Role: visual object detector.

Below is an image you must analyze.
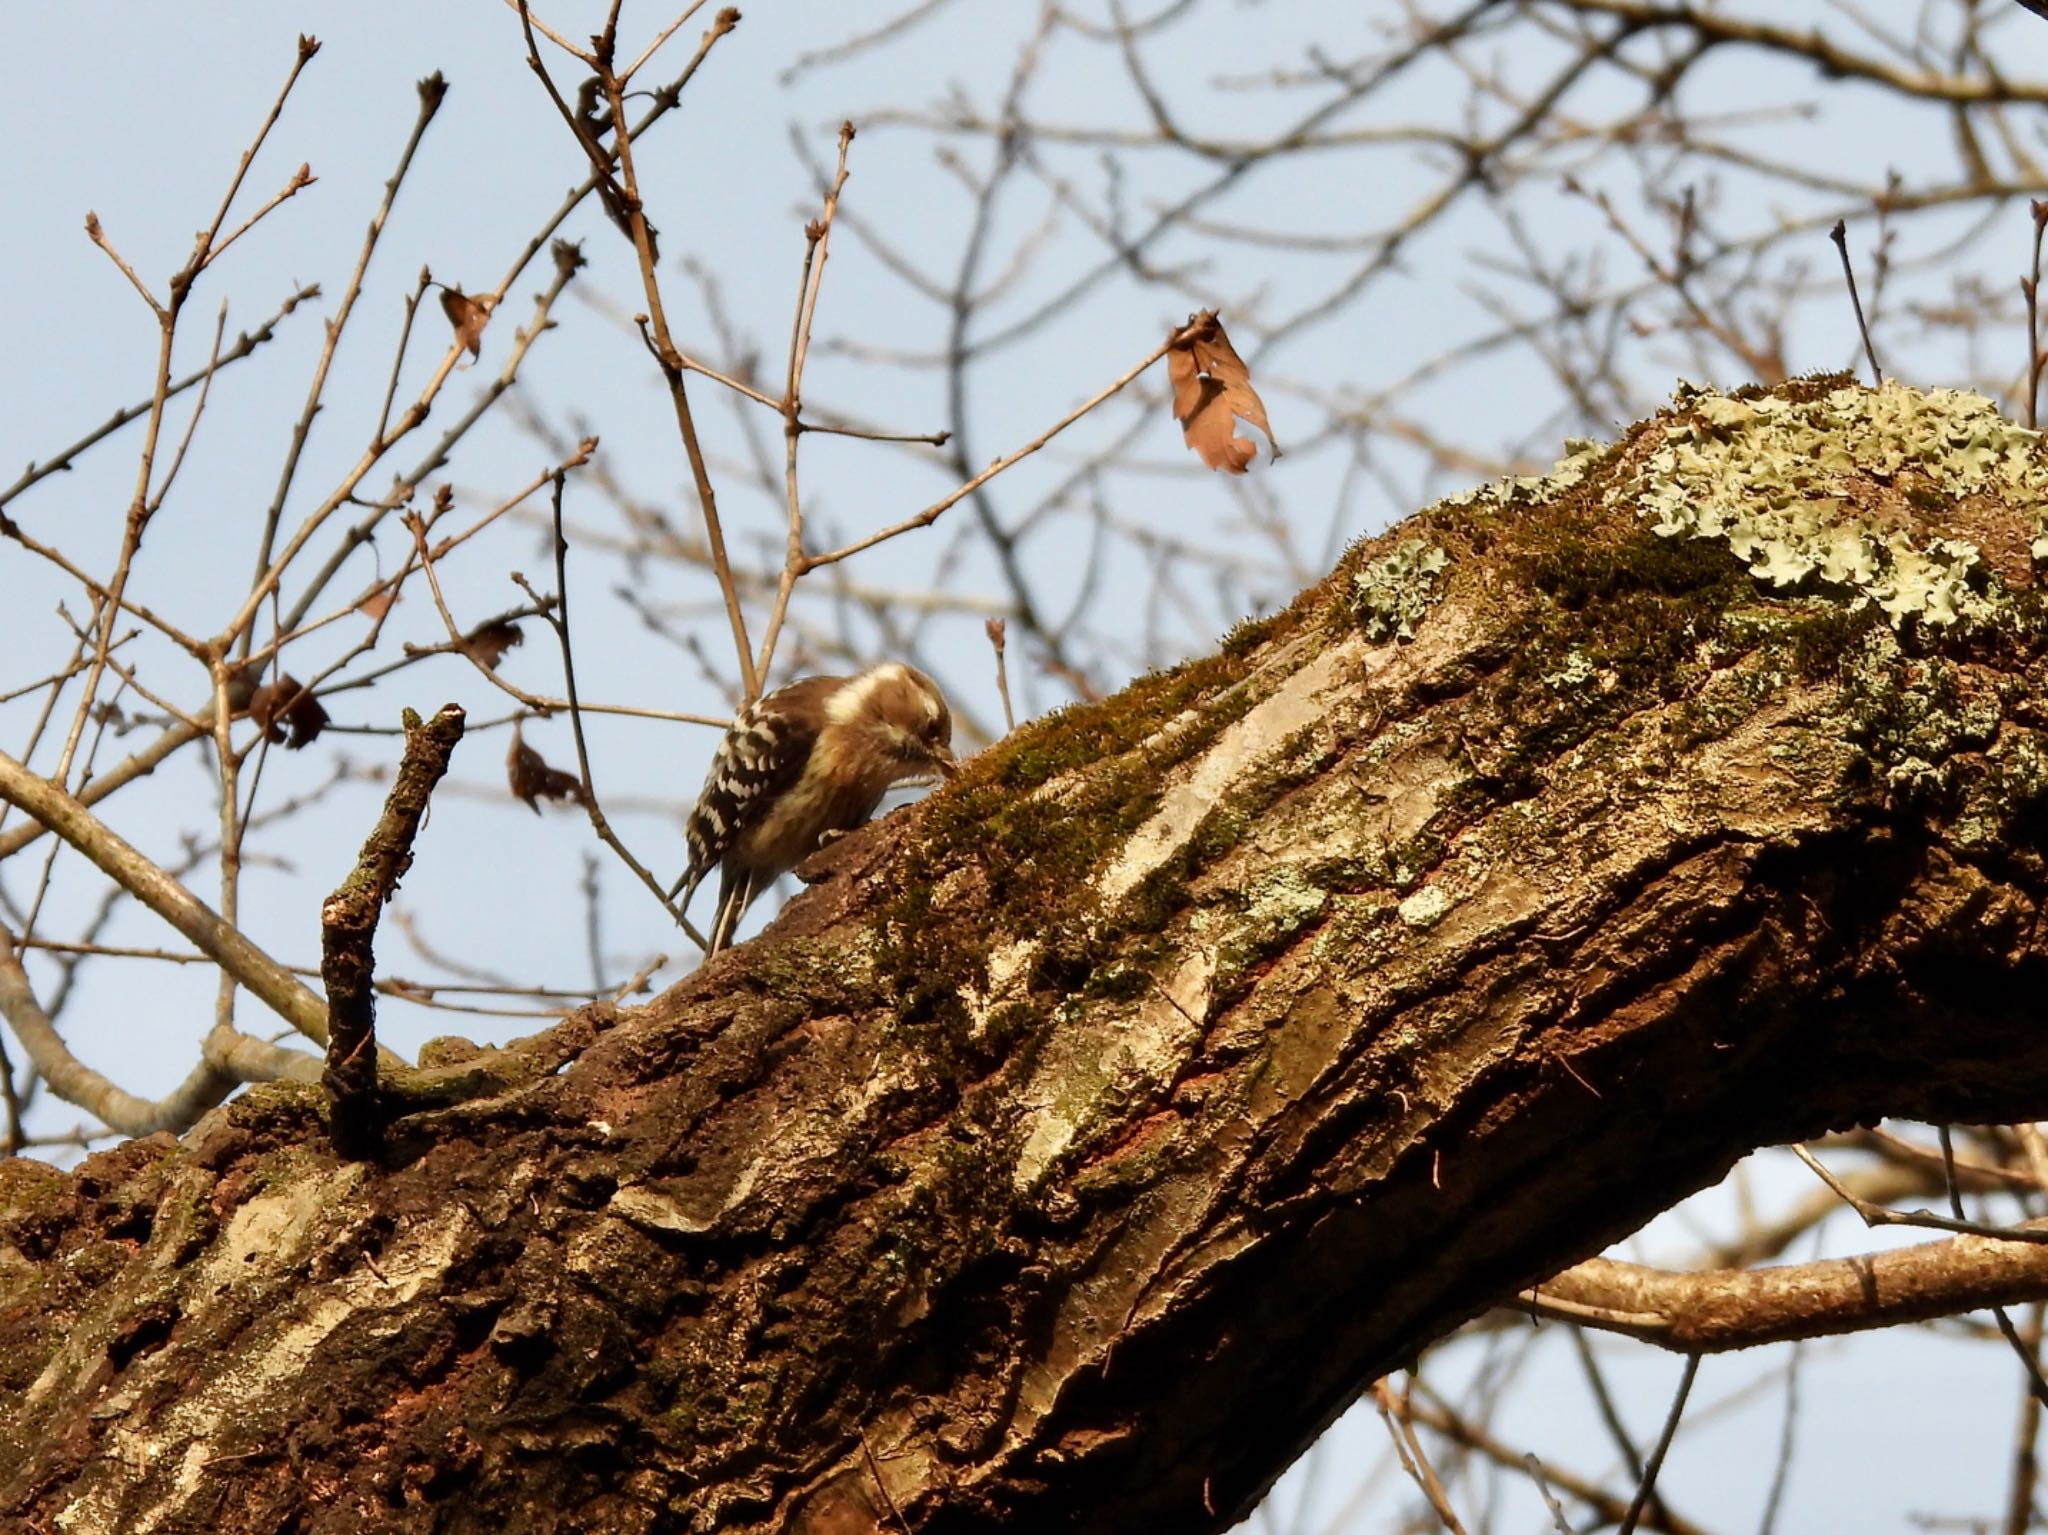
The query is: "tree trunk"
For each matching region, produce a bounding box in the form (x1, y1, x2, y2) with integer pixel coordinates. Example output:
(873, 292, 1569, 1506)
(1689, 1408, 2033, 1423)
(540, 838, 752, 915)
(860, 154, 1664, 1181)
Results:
(7, 378, 2048, 1534)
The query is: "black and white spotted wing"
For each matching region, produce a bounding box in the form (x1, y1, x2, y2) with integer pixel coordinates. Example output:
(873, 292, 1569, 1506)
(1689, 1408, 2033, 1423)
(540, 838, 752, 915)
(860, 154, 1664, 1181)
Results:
(675, 676, 843, 905)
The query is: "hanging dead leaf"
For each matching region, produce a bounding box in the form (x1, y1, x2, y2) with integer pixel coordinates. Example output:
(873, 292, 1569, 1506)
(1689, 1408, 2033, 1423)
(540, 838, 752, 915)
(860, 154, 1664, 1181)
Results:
(597, 179, 659, 262)
(573, 78, 613, 147)
(439, 286, 498, 359)
(247, 674, 331, 750)
(1166, 310, 1280, 475)
(357, 589, 400, 621)
(508, 732, 584, 814)
(551, 238, 588, 281)
(464, 619, 523, 669)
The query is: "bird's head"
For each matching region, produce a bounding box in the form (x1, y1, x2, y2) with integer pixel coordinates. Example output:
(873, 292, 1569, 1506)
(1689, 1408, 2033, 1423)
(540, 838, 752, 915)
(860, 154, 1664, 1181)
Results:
(832, 661, 955, 780)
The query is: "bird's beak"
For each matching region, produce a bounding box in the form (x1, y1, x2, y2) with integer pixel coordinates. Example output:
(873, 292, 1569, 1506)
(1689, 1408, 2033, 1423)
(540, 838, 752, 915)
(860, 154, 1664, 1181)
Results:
(930, 742, 957, 777)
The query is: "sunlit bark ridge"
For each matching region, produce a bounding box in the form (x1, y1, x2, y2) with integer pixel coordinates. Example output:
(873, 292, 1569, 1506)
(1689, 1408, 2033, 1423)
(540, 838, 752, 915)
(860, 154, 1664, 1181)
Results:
(8, 377, 2048, 1534)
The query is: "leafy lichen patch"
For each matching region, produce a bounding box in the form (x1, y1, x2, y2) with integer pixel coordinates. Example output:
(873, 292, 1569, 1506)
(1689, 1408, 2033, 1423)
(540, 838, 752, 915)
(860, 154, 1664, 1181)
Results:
(1396, 884, 1451, 928)
(1243, 865, 1329, 934)
(1441, 437, 1609, 513)
(1351, 539, 1450, 642)
(1613, 381, 2048, 626)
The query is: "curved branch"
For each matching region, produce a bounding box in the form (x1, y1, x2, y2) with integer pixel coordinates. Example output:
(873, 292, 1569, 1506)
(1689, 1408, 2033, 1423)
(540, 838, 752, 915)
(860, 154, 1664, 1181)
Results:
(0, 749, 328, 1043)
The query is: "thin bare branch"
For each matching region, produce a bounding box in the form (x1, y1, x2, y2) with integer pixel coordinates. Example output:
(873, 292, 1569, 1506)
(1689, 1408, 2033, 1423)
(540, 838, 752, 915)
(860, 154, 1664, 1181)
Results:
(529, 473, 708, 949)
(803, 324, 1185, 572)
(248, 73, 447, 640)
(1617, 1356, 1699, 1535)
(0, 283, 318, 514)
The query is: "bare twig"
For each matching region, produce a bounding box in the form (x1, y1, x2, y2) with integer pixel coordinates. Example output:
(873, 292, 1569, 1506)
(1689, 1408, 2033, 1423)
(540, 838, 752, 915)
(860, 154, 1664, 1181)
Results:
(1829, 218, 1884, 385)
(82, 212, 163, 317)
(2026, 200, 2048, 430)
(502, 0, 594, 64)
(0, 283, 318, 514)
(206, 161, 318, 270)
(1792, 1143, 2048, 1244)
(248, 72, 447, 639)
(529, 472, 709, 949)
(1522, 1453, 1575, 1535)
(515, 1, 756, 697)
(803, 323, 1189, 572)
(1569, 1327, 1667, 1528)
(151, 303, 233, 517)
(376, 269, 433, 444)
(753, 120, 857, 685)
(1939, 1125, 2048, 1409)
(1374, 1378, 1469, 1535)
(320, 704, 465, 1157)
(1757, 1340, 1802, 1535)
(604, 29, 756, 696)
(986, 617, 1015, 733)
(622, 0, 712, 82)
(1617, 1355, 1699, 1535)
(2006, 1303, 2045, 1535)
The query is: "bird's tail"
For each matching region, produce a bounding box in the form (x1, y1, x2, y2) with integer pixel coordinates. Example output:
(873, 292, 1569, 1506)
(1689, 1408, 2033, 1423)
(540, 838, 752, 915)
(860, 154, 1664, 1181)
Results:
(706, 869, 756, 955)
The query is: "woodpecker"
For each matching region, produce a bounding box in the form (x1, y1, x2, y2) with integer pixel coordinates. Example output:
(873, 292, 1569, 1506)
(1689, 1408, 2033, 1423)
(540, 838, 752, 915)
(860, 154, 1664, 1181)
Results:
(672, 662, 956, 954)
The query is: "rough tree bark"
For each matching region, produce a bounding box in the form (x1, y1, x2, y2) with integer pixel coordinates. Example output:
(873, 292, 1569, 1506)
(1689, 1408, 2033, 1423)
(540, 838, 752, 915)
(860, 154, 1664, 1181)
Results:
(7, 377, 2048, 1534)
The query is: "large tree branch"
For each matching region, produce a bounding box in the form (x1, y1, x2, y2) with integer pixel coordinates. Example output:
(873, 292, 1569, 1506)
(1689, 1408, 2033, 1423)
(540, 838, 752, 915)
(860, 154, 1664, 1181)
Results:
(7, 378, 2048, 1533)
(1528, 1231, 2048, 1351)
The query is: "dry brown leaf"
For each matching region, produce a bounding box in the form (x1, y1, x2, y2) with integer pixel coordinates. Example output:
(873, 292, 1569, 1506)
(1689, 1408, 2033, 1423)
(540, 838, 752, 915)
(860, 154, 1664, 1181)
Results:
(439, 286, 498, 360)
(247, 674, 331, 750)
(1166, 310, 1280, 475)
(508, 732, 584, 814)
(464, 619, 523, 670)
(357, 590, 400, 621)
(598, 180, 659, 262)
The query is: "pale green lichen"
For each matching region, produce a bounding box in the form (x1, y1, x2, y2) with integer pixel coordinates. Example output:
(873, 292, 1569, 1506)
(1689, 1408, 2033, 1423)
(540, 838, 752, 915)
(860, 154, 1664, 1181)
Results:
(1213, 866, 1329, 987)
(1396, 884, 1451, 928)
(1239, 866, 1328, 935)
(1442, 437, 1608, 511)
(1352, 539, 1450, 641)
(1540, 649, 1601, 691)
(1615, 381, 2048, 627)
